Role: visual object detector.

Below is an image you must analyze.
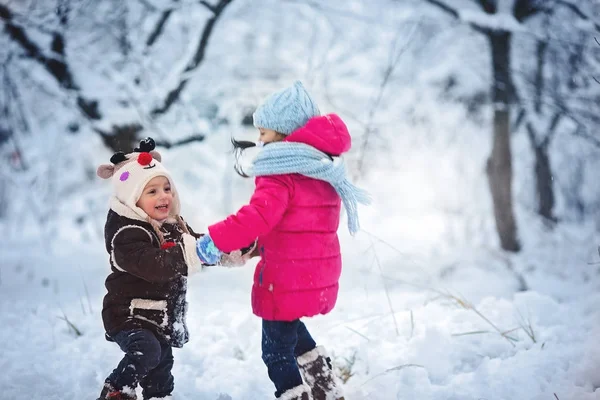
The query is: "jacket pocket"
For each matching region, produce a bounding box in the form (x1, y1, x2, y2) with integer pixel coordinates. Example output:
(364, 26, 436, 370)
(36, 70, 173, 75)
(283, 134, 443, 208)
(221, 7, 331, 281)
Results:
(129, 298, 168, 329)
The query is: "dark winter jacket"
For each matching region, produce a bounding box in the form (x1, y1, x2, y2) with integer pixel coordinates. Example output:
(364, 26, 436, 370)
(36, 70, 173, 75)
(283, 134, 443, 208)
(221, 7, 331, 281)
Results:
(102, 199, 202, 348)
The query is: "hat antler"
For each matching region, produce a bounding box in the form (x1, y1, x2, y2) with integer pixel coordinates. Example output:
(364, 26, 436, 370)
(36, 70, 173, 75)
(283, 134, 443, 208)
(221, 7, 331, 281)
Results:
(134, 137, 156, 153)
(110, 152, 127, 164)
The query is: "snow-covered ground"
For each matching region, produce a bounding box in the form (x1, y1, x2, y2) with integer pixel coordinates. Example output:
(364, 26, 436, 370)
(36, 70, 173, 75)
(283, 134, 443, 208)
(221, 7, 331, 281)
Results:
(2, 176, 599, 399)
(1, 1, 599, 398)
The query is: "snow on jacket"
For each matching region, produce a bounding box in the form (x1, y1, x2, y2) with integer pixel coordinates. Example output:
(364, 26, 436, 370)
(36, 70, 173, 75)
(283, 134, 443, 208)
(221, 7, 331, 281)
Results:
(209, 114, 351, 321)
(102, 199, 201, 347)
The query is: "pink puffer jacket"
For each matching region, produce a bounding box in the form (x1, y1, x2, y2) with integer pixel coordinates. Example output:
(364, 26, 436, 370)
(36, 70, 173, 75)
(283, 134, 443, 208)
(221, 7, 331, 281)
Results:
(208, 113, 351, 321)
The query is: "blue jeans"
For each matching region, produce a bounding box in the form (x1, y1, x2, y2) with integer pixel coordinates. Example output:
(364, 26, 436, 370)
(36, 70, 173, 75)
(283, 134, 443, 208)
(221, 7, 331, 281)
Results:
(262, 319, 317, 397)
(106, 329, 174, 399)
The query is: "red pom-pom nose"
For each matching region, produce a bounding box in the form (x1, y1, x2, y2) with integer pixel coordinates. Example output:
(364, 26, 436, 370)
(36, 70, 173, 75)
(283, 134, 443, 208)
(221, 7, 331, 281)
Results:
(138, 152, 153, 166)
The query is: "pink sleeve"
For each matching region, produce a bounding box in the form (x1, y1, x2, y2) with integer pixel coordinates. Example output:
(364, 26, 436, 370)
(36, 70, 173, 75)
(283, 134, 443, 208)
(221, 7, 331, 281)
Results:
(208, 176, 291, 252)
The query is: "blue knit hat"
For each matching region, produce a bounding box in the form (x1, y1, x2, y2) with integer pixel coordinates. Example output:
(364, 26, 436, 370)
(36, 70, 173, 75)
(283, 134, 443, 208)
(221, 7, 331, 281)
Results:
(253, 80, 321, 135)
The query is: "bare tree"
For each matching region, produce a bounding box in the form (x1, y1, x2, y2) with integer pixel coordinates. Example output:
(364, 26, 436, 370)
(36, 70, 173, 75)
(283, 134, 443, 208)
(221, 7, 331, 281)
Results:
(423, 0, 600, 251)
(515, 23, 600, 226)
(422, 0, 538, 251)
(0, 0, 234, 152)
(0, 0, 236, 239)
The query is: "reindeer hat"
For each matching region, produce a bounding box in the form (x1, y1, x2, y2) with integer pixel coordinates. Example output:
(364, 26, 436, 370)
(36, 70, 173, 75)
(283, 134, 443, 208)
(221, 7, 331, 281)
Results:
(97, 137, 181, 222)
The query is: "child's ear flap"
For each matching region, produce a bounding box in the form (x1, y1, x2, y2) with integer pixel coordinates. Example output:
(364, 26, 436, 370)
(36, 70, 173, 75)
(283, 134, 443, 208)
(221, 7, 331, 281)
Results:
(150, 150, 161, 162)
(97, 164, 115, 179)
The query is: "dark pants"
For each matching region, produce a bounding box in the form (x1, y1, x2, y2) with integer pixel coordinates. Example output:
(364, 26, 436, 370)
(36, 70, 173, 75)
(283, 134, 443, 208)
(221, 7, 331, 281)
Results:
(106, 329, 174, 399)
(261, 319, 317, 397)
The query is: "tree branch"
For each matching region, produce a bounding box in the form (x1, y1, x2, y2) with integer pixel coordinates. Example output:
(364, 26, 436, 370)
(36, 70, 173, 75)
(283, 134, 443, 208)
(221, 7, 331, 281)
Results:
(512, 107, 526, 132)
(553, 0, 600, 32)
(0, 3, 102, 122)
(137, 0, 159, 12)
(543, 112, 561, 147)
(596, 37, 600, 84)
(513, 0, 546, 23)
(422, 0, 459, 19)
(199, 0, 217, 14)
(356, 22, 419, 178)
(423, 0, 490, 35)
(477, 0, 496, 14)
(155, 134, 205, 148)
(146, 7, 175, 47)
(571, 124, 600, 148)
(525, 121, 539, 147)
(0, 4, 77, 90)
(150, 0, 234, 116)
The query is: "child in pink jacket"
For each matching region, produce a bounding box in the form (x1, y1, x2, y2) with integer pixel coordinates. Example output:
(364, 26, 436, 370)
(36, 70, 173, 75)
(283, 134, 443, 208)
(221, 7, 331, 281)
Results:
(196, 81, 370, 400)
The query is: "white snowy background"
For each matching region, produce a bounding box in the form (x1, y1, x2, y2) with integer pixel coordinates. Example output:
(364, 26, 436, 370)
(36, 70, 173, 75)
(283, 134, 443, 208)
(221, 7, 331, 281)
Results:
(1, 0, 600, 399)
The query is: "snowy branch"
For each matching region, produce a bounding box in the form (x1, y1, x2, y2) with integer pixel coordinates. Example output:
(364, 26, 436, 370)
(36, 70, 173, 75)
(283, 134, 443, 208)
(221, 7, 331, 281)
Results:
(553, 0, 600, 32)
(155, 134, 205, 148)
(150, 0, 234, 116)
(137, 0, 159, 12)
(0, 4, 76, 90)
(422, 0, 490, 34)
(146, 3, 177, 47)
(513, 0, 545, 23)
(356, 22, 420, 177)
(475, 0, 495, 14)
(0, 3, 102, 121)
(425, 0, 548, 33)
(199, 0, 217, 14)
(96, 123, 205, 152)
(423, 0, 459, 19)
(594, 37, 600, 84)
(571, 124, 600, 148)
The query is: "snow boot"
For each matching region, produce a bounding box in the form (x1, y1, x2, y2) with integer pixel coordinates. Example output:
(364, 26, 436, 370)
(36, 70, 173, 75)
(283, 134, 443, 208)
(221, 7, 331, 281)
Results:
(97, 382, 137, 400)
(297, 346, 344, 400)
(278, 383, 312, 400)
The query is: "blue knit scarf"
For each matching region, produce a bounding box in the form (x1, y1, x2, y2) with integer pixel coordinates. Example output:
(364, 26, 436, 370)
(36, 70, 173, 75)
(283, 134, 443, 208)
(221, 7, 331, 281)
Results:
(247, 142, 371, 235)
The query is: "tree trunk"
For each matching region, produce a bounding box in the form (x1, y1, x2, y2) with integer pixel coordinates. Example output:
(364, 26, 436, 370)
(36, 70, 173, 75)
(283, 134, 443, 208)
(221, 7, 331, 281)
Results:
(526, 125, 556, 224)
(528, 41, 557, 226)
(533, 143, 555, 224)
(485, 32, 521, 252)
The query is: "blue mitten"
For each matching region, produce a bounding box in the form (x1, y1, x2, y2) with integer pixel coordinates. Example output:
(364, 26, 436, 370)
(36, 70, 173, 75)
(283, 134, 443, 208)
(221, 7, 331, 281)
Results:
(196, 235, 223, 265)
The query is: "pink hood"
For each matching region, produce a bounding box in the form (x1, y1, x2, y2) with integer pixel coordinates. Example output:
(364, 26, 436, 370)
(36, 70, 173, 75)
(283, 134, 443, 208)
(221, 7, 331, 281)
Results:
(284, 114, 351, 156)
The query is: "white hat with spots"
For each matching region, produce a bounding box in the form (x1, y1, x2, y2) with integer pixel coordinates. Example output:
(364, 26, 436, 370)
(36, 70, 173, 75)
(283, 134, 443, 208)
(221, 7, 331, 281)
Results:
(97, 138, 181, 221)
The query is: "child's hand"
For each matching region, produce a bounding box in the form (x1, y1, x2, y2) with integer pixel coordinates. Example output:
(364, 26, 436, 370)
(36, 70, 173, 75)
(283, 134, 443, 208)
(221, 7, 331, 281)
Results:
(220, 240, 258, 267)
(220, 250, 246, 267)
(195, 234, 222, 265)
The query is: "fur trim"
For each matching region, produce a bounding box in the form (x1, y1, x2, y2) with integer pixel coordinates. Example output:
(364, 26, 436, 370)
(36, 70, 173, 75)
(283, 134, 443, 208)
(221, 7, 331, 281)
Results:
(278, 384, 312, 400)
(181, 233, 202, 275)
(130, 298, 168, 311)
(110, 225, 156, 271)
(109, 196, 147, 221)
(297, 345, 327, 366)
(130, 298, 168, 328)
